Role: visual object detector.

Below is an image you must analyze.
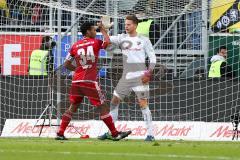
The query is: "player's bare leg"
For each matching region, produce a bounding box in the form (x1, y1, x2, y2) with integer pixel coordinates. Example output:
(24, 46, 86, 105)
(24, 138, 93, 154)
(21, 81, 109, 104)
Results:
(98, 102, 131, 141)
(139, 98, 155, 141)
(55, 104, 78, 140)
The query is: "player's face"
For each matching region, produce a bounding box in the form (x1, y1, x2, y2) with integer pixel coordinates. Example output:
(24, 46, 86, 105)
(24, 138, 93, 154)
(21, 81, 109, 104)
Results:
(125, 20, 137, 34)
(87, 26, 97, 38)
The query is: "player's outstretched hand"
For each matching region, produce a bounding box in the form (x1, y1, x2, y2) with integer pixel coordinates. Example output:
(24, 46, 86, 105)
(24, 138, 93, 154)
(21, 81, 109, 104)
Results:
(97, 21, 104, 30)
(142, 70, 152, 84)
(100, 16, 114, 29)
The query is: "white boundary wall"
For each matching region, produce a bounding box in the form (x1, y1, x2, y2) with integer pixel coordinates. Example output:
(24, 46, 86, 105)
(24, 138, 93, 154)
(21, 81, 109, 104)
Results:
(1, 119, 236, 141)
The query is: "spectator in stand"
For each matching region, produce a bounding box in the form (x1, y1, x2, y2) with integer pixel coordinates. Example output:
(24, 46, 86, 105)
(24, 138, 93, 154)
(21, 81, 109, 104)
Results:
(18, 2, 28, 24)
(31, 4, 42, 25)
(0, 0, 9, 24)
(11, 4, 20, 25)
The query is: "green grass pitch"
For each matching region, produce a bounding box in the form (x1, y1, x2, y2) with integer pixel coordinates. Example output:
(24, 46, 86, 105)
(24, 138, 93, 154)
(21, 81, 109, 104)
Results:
(1, 138, 240, 160)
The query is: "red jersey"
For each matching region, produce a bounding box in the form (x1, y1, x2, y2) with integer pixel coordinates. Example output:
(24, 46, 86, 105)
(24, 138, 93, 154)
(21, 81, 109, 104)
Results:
(67, 38, 103, 82)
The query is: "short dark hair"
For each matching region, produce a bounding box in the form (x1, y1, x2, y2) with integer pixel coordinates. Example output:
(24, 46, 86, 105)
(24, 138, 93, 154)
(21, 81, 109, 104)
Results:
(125, 15, 139, 25)
(218, 46, 227, 53)
(81, 22, 94, 36)
(40, 36, 56, 50)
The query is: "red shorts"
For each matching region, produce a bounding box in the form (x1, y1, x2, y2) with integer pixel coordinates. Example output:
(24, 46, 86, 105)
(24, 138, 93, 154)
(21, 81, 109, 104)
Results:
(69, 81, 105, 106)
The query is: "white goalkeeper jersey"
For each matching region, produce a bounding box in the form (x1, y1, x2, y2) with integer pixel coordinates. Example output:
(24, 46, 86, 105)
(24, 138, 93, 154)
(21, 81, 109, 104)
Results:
(110, 34, 156, 80)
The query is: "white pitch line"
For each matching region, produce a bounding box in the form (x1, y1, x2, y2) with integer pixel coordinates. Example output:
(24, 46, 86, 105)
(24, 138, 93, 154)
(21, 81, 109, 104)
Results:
(0, 139, 141, 145)
(0, 149, 236, 160)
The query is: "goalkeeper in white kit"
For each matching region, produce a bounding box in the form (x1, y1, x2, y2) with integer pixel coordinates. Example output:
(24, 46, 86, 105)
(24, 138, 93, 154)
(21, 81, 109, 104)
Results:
(99, 15, 156, 141)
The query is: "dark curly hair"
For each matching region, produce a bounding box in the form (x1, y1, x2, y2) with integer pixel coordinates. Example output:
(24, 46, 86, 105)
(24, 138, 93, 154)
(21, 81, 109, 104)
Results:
(81, 22, 95, 36)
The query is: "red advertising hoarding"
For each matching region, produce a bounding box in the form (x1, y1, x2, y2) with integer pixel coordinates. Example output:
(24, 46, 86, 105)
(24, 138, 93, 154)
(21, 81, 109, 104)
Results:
(0, 35, 42, 75)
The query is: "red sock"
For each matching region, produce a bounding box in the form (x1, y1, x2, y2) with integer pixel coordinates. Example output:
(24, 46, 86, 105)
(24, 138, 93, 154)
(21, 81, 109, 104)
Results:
(58, 110, 73, 136)
(101, 114, 118, 137)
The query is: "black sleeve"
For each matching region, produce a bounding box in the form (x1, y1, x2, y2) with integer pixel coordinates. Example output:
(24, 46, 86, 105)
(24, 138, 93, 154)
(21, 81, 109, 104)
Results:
(46, 50, 54, 75)
(149, 21, 160, 45)
(220, 62, 235, 78)
(220, 62, 226, 77)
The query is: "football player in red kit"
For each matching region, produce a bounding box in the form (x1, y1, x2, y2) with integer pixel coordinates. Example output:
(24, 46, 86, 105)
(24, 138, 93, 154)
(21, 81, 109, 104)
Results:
(55, 22, 131, 140)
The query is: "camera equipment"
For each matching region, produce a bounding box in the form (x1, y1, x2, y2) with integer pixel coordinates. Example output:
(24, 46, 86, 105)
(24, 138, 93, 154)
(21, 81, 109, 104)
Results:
(231, 111, 240, 140)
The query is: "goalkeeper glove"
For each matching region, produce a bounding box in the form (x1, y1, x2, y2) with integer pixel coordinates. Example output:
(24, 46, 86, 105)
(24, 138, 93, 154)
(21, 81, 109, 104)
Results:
(141, 70, 152, 84)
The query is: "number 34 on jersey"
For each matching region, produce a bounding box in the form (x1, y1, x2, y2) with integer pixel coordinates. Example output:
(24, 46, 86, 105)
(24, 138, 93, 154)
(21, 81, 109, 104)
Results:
(76, 45, 96, 69)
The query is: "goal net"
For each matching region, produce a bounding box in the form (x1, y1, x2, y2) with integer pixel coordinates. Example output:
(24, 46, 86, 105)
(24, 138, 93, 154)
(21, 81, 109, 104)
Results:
(0, 0, 240, 139)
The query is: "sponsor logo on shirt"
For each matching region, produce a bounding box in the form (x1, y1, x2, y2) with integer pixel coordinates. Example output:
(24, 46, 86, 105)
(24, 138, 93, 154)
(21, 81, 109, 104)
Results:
(76, 41, 94, 47)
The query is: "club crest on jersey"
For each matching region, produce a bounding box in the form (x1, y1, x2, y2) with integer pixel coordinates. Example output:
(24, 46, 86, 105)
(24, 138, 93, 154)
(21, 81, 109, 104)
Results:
(137, 41, 141, 45)
(120, 40, 132, 50)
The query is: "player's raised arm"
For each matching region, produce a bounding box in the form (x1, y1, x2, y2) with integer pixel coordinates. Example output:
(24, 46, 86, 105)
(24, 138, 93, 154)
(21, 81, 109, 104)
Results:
(97, 22, 110, 49)
(99, 16, 120, 48)
(109, 34, 121, 47)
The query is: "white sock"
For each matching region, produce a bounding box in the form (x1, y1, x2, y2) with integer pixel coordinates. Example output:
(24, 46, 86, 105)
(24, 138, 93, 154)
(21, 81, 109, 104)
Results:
(141, 107, 153, 136)
(110, 103, 119, 123)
